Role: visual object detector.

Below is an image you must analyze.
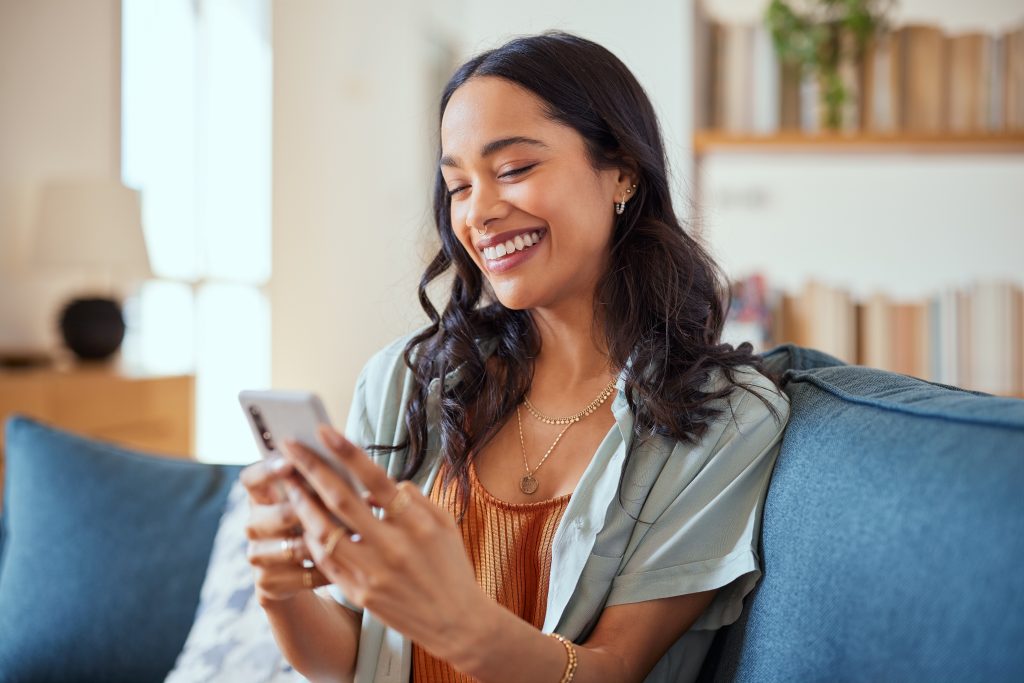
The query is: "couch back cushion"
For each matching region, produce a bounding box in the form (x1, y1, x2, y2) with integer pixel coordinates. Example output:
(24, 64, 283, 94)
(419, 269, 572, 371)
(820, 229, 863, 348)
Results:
(0, 416, 242, 683)
(704, 360, 1024, 682)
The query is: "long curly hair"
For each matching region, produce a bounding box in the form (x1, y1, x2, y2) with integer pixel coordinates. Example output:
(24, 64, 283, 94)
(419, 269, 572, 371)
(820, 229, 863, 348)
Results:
(374, 31, 784, 507)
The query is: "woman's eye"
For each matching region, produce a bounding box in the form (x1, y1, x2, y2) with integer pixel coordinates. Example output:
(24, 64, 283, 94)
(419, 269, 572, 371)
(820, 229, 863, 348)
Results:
(500, 163, 537, 178)
(448, 185, 468, 196)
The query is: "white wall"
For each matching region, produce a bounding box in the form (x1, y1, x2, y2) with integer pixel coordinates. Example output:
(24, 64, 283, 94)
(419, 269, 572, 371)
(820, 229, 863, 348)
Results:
(271, 0, 437, 419)
(0, 0, 122, 350)
(270, 0, 692, 421)
(698, 0, 1024, 300)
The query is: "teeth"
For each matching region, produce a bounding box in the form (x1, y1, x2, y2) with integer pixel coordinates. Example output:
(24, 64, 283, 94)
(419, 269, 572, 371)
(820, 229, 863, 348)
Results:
(482, 230, 544, 260)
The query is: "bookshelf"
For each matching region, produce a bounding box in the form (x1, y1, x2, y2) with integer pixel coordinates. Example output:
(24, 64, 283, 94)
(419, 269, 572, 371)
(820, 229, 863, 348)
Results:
(696, 4, 1024, 399)
(693, 131, 1024, 156)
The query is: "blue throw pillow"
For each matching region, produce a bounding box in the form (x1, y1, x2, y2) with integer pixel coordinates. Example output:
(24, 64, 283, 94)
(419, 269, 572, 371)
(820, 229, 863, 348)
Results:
(0, 416, 242, 683)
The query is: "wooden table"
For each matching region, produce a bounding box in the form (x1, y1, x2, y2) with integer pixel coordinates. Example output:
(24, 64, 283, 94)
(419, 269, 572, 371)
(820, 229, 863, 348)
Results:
(0, 366, 195, 503)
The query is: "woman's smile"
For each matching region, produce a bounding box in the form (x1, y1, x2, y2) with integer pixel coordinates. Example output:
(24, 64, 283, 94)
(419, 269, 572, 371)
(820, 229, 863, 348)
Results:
(478, 228, 547, 273)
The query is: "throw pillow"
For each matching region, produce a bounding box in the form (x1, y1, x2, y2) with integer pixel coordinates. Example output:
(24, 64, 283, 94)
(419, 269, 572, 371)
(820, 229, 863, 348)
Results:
(165, 478, 312, 683)
(0, 416, 241, 683)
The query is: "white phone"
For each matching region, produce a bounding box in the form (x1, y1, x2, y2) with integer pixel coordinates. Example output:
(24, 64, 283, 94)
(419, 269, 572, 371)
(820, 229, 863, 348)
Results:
(238, 389, 368, 497)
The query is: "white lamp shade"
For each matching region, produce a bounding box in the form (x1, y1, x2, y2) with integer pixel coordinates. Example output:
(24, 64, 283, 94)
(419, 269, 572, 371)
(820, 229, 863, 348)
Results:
(33, 178, 153, 279)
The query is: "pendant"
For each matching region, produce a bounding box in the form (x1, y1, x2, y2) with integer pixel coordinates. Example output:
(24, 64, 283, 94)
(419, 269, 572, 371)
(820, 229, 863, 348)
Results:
(519, 474, 539, 495)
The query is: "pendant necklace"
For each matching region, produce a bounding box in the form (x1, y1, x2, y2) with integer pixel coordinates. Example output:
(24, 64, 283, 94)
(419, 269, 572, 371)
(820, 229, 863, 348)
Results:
(516, 379, 617, 495)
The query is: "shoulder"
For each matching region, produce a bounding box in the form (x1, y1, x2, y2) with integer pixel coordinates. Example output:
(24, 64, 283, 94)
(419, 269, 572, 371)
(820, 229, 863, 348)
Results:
(355, 325, 431, 415)
(706, 363, 791, 435)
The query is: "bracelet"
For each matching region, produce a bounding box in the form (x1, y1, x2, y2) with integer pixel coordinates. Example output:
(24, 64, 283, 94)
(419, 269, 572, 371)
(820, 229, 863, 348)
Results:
(547, 632, 578, 683)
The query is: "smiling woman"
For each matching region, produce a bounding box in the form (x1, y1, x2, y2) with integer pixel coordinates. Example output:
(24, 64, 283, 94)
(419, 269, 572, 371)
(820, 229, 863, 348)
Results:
(242, 31, 791, 683)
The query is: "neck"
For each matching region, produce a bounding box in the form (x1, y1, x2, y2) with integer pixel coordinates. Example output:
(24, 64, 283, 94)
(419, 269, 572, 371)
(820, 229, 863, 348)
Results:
(529, 298, 617, 395)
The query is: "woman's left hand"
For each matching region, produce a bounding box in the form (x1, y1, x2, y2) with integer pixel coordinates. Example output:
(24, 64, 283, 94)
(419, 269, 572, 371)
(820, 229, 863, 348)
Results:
(279, 425, 491, 663)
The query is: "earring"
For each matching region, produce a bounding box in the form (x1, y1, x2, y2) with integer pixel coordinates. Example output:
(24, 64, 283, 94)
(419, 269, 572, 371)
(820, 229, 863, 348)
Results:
(615, 184, 636, 216)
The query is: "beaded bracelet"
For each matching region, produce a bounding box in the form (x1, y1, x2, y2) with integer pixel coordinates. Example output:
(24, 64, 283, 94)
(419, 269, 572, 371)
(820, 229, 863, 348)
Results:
(547, 632, 578, 683)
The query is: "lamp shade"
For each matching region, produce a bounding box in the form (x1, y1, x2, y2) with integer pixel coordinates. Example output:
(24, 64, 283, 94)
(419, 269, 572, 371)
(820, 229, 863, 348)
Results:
(32, 178, 153, 280)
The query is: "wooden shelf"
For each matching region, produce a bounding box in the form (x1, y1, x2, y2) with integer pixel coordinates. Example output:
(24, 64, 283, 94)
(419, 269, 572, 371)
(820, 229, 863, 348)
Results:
(693, 131, 1024, 156)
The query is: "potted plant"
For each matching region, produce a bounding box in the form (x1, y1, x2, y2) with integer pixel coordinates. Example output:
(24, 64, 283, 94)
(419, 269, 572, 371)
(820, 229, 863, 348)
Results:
(765, 0, 893, 131)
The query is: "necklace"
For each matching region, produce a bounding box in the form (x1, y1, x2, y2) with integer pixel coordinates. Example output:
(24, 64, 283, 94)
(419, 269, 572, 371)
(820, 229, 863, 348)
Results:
(516, 379, 618, 495)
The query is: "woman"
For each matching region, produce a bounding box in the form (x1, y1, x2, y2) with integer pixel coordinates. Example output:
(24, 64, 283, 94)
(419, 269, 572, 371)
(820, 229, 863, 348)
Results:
(242, 31, 790, 683)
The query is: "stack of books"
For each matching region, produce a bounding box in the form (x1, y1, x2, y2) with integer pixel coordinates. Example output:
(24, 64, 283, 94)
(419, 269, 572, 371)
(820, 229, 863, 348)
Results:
(724, 275, 1024, 397)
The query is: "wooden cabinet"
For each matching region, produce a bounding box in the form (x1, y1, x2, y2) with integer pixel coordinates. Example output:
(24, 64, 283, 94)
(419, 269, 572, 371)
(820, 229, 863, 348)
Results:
(0, 368, 195, 500)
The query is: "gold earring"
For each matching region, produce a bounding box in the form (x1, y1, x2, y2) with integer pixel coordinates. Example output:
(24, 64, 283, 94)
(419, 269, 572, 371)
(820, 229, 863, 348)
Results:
(615, 184, 637, 215)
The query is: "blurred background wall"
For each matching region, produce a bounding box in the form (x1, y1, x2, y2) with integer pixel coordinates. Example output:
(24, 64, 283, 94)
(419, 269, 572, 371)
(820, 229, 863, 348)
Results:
(1, 0, 1022, 463)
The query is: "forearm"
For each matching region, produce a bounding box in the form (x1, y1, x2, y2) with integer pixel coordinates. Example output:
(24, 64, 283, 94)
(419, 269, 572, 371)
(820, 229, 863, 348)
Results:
(262, 590, 361, 683)
(446, 601, 629, 683)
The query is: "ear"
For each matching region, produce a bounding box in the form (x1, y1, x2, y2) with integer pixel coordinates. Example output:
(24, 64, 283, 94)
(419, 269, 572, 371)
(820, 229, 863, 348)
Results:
(615, 164, 640, 203)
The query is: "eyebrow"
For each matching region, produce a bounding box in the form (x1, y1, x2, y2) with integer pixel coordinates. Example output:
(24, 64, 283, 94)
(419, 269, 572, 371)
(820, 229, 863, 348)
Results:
(439, 136, 549, 169)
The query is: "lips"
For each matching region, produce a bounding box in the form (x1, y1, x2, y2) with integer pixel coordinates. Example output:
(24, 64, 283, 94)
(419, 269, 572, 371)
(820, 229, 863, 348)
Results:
(480, 229, 546, 260)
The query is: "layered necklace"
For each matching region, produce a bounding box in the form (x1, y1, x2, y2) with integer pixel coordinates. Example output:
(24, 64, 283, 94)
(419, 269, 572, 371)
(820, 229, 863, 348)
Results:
(515, 379, 618, 495)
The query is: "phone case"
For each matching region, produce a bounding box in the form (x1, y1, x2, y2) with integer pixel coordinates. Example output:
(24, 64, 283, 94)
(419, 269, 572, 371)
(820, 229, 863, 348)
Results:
(238, 389, 368, 496)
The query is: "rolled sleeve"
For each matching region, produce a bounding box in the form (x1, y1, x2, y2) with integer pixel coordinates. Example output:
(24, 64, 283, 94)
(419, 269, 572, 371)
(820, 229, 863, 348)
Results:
(605, 385, 790, 631)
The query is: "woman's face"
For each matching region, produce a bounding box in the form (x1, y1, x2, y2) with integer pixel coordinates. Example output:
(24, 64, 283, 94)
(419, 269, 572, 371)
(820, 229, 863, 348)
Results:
(439, 76, 634, 312)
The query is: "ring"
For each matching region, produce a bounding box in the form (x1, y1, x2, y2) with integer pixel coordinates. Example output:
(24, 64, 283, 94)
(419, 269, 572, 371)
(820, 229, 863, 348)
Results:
(323, 526, 346, 557)
(302, 568, 313, 589)
(281, 537, 296, 563)
(382, 486, 412, 520)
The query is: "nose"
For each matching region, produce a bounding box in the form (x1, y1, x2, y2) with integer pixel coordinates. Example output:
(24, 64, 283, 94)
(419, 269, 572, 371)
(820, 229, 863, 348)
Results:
(464, 181, 508, 235)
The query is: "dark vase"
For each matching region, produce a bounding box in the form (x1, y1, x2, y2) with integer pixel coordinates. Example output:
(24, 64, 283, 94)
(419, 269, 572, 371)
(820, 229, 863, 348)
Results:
(59, 297, 126, 361)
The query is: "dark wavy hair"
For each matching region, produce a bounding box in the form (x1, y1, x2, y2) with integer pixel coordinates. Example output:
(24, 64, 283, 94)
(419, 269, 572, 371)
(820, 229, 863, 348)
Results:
(375, 31, 784, 507)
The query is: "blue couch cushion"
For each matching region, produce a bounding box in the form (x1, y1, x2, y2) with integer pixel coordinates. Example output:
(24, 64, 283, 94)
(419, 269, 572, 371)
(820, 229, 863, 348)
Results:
(760, 342, 846, 375)
(704, 363, 1024, 682)
(0, 416, 243, 683)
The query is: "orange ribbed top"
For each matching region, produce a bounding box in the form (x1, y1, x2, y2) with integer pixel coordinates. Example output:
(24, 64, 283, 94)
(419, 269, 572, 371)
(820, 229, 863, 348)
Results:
(412, 462, 572, 682)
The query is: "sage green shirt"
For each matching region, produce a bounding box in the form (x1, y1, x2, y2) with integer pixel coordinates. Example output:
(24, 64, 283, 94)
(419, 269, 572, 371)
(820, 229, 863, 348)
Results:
(326, 330, 791, 683)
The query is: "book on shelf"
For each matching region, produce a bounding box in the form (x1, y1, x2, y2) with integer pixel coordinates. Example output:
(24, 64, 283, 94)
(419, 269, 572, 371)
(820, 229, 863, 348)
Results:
(725, 274, 1024, 397)
(695, 1, 1024, 136)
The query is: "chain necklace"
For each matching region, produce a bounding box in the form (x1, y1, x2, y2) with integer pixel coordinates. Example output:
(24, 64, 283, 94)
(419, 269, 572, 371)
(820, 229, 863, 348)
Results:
(516, 379, 618, 495)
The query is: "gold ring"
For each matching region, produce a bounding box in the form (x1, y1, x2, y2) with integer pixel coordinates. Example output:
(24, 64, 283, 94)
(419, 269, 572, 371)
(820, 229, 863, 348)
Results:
(323, 526, 346, 557)
(281, 537, 295, 563)
(302, 568, 313, 589)
(382, 486, 412, 520)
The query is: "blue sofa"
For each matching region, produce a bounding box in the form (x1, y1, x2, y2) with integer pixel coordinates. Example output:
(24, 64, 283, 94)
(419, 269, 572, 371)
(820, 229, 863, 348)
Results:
(1, 344, 1022, 682)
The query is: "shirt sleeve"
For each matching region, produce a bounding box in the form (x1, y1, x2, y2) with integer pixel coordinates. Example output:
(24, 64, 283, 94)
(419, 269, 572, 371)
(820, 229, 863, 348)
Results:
(605, 383, 790, 631)
(325, 362, 373, 614)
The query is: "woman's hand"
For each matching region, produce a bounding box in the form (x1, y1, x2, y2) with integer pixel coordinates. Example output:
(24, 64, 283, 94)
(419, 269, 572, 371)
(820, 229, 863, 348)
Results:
(239, 456, 334, 605)
(279, 426, 494, 664)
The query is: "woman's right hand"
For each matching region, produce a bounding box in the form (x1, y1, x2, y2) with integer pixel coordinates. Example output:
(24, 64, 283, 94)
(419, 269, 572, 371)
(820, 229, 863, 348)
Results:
(240, 457, 332, 605)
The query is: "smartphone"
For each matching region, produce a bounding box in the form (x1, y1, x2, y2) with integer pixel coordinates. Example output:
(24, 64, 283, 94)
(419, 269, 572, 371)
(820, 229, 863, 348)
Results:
(238, 389, 368, 497)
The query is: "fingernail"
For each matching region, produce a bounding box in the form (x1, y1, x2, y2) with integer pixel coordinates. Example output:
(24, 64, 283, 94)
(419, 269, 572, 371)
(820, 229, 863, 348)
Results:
(268, 457, 290, 473)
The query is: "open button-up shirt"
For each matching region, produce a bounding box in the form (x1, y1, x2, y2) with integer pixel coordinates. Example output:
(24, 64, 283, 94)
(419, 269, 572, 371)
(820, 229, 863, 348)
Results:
(326, 331, 791, 683)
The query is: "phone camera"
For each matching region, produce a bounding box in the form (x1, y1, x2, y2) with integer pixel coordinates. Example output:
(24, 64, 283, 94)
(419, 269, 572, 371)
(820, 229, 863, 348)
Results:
(247, 405, 276, 451)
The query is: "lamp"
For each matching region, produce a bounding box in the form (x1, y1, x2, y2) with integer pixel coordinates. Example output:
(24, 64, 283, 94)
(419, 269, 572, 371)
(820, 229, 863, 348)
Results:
(32, 178, 153, 361)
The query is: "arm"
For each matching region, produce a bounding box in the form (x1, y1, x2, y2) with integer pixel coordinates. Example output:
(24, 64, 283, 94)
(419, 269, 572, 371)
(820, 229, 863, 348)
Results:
(261, 591, 362, 683)
(240, 458, 363, 683)
(446, 588, 719, 683)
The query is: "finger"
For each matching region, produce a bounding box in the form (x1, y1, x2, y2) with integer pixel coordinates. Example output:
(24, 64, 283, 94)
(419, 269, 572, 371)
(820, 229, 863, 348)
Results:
(247, 535, 312, 568)
(282, 477, 374, 572)
(240, 458, 294, 505)
(317, 426, 401, 512)
(245, 502, 302, 540)
(281, 441, 380, 536)
(255, 564, 332, 603)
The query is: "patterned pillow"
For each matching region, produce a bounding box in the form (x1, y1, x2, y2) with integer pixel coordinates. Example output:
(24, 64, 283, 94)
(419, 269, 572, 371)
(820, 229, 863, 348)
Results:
(165, 479, 318, 683)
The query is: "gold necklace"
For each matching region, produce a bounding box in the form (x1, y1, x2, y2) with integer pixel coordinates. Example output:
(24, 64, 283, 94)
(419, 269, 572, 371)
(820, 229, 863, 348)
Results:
(516, 379, 618, 494)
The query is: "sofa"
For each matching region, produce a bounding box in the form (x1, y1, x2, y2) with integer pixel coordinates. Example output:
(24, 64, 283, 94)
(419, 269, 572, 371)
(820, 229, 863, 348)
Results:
(0, 344, 1022, 682)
